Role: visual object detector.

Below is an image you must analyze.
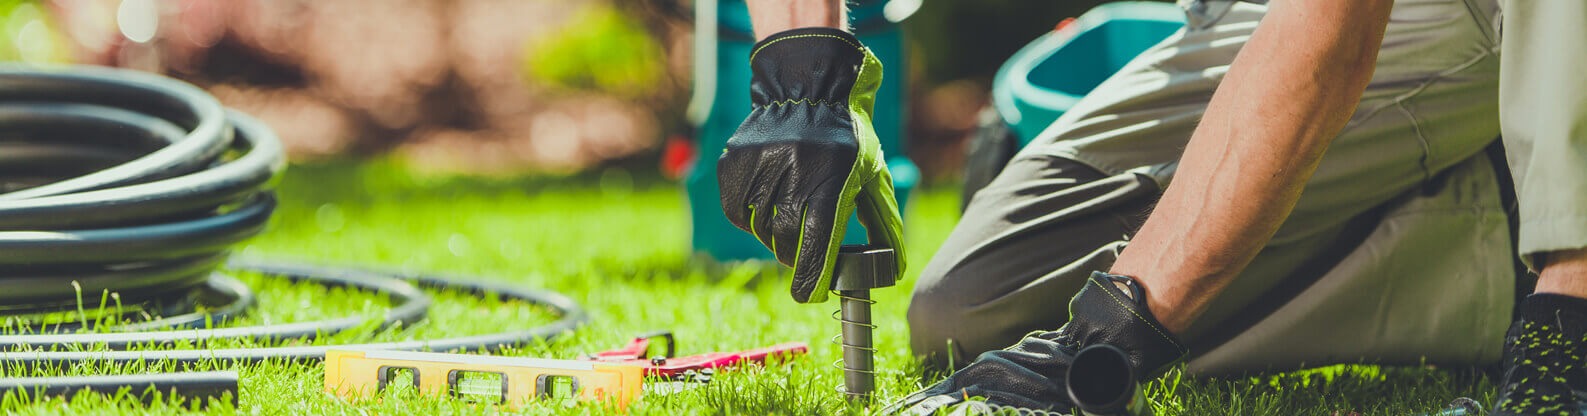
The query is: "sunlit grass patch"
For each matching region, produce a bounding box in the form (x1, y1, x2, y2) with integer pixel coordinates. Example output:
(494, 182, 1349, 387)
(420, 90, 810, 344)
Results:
(0, 159, 1495, 415)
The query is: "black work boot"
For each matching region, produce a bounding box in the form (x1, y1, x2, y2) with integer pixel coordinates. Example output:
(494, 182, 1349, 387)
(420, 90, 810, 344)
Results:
(1494, 294, 1587, 416)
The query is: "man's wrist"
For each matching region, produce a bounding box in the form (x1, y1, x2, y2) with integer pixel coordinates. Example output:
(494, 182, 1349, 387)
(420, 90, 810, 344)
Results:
(745, 0, 847, 40)
(746, 28, 868, 107)
(1100, 268, 1193, 336)
(1066, 272, 1191, 379)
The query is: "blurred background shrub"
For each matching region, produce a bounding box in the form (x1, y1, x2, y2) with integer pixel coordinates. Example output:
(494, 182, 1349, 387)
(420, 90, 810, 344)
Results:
(0, 0, 68, 63)
(524, 5, 667, 100)
(5, 0, 1134, 182)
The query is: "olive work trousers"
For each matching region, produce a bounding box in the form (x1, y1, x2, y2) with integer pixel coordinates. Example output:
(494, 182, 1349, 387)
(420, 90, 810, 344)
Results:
(909, 0, 1587, 375)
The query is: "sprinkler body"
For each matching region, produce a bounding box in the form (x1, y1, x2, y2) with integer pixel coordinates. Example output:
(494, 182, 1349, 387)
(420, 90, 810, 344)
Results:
(831, 245, 898, 401)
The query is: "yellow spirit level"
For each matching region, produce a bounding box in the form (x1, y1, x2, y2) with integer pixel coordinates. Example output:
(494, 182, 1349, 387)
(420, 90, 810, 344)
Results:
(324, 349, 643, 410)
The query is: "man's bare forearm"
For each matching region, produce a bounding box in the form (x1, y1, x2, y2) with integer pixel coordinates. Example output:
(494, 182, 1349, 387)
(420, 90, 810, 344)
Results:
(1109, 0, 1394, 334)
(745, 0, 846, 40)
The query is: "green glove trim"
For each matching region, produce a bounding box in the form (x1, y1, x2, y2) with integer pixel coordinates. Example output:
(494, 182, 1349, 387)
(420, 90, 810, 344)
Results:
(818, 43, 906, 301)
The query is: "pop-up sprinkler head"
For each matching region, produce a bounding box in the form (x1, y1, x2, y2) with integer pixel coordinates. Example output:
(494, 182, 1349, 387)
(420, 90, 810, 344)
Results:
(830, 245, 898, 402)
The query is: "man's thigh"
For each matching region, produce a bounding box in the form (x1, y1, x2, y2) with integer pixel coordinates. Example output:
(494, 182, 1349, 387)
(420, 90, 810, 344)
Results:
(1039, 0, 1501, 237)
(908, 0, 1510, 371)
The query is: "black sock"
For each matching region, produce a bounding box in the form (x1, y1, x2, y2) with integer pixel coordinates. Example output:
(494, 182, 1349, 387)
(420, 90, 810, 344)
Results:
(1521, 293, 1587, 334)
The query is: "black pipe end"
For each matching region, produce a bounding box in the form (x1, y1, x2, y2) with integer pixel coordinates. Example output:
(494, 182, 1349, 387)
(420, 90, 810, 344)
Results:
(1067, 344, 1138, 415)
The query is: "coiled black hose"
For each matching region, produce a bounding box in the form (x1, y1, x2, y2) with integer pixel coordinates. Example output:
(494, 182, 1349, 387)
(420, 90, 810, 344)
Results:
(0, 66, 279, 312)
(0, 66, 587, 404)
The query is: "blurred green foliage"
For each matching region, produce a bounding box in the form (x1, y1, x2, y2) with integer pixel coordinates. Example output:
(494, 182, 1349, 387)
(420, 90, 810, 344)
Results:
(523, 4, 667, 99)
(0, 0, 70, 63)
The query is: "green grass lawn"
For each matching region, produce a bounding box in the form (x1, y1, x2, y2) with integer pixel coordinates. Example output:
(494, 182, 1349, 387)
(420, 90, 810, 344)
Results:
(2, 160, 1497, 415)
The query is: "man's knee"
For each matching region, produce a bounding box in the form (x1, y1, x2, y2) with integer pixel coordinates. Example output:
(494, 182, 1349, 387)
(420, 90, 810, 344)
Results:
(907, 283, 977, 371)
(907, 264, 1027, 371)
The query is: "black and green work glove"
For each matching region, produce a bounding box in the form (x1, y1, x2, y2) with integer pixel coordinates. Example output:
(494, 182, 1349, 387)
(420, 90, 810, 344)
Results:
(888, 272, 1190, 415)
(717, 28, 906, 304)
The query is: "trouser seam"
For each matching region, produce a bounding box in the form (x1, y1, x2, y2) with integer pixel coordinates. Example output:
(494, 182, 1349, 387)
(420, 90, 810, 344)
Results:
(1394, 102, 1436, 183)
(1044, 148, 1126, 177)
(1351, 47, 1497, 186)
(1458, 0, 1501, 48)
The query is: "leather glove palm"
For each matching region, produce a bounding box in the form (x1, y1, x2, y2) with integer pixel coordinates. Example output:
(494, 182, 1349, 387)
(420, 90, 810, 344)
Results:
(890, 272, 1190, 415)
(717, 28, 906, 303)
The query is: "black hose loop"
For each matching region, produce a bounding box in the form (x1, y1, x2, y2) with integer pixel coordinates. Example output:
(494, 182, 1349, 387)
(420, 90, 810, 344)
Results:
(0, 67, 587, 376)
(0, 67, 280, 307)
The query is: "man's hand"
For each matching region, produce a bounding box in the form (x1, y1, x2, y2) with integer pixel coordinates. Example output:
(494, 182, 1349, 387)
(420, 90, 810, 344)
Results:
(889, 272, 1188, 415)
(717, 28, 906, 303)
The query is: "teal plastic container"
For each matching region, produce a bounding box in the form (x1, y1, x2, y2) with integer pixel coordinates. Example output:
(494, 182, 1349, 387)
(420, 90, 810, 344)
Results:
(685, 0, 918, 261)
(992, 2, 1185, 145)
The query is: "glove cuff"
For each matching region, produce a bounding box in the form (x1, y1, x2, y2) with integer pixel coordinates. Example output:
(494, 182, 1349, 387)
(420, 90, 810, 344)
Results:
(747, 27, 874, 108)
(1061, 272, 1190, 380)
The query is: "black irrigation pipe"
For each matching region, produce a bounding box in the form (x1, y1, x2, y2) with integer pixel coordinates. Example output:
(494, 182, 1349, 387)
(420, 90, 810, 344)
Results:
(0, 371, 242, 406)
(0, 260, 590, 367)
(0, 66, 588, 405)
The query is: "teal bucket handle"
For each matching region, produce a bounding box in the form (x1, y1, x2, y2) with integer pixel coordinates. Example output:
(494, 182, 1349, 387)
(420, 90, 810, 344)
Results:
(992, 2, 1185, 145)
